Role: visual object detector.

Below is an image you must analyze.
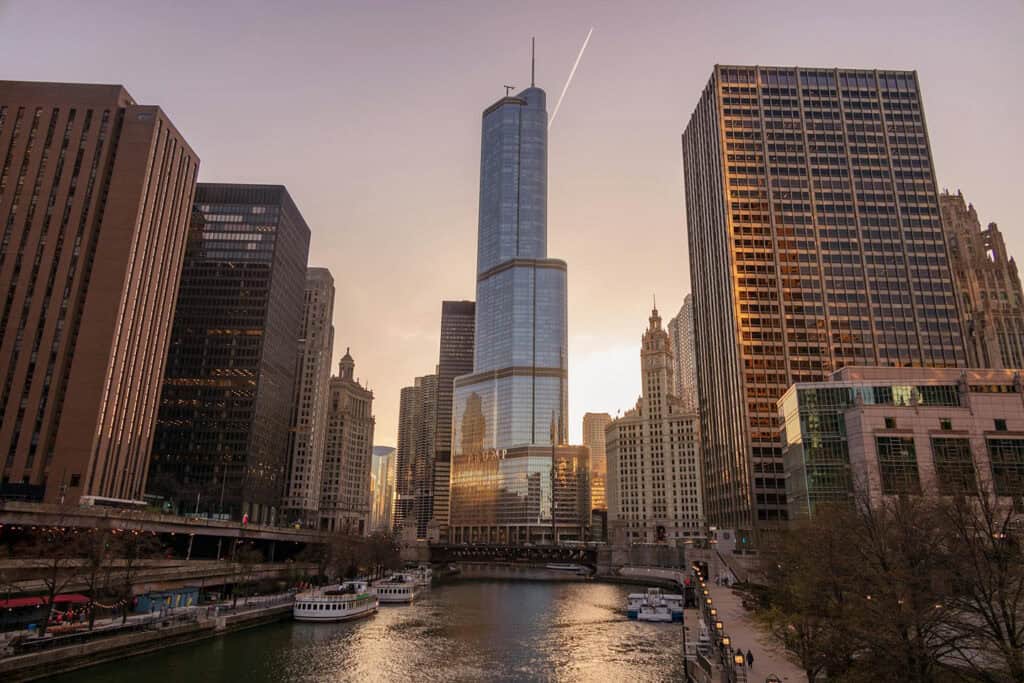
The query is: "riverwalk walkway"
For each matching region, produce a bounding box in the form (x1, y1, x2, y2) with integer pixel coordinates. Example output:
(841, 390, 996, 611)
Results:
(619, 566, 804, 682)
(706, 580, 803, 682)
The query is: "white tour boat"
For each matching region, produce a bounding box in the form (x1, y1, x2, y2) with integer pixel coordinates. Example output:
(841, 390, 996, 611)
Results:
(626, 587, 684, 622)
(375, 573, 421, 604)
(545, 563, 589, 575)
(293, 580, 378, 622)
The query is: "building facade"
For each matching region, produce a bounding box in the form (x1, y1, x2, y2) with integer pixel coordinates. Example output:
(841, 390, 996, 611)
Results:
(394, 382, 420, 532)
(432, 300, 475, 536)
(582, 412, 611, 511)
(412, 374, 438, 539)
(150, 183, 310, 524)
(780, 367, 1024, 515)
(940, 190, 1024, 370)
(682, 66, 967, 533)
(450, 79, 589, 543)
(667, 294, 698, 412)
(0, 81, 199, 505)
(606, 308, 703, 544)
(283, 268, 335, 526)
(369, 445, 396, 535)
(319, 350, 375, 533)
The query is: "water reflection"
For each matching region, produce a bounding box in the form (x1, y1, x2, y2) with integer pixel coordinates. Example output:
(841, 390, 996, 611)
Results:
(52, 582, 685, 682)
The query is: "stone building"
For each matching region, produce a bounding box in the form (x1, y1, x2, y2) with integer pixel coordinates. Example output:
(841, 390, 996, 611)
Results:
(319, 350, 375, 533)
(940, 190, 1024, 369)
(606, 307, 704, 544)
(282, 268, 335, 526)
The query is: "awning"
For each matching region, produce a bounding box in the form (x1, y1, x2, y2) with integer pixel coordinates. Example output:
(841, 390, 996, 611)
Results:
(0, 593, 90, 608)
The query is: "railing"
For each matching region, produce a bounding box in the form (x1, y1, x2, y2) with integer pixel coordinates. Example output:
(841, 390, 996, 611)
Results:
(5, 611, 200, 656)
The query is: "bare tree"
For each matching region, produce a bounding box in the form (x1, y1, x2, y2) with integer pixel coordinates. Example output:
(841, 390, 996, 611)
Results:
(109, 529, 162, 624)
(940, 486, 1024, 683)
(16, 523, 84, 637)
(76, 528, 114, 630)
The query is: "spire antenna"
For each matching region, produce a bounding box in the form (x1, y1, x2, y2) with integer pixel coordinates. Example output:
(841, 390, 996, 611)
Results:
(531, 36, 536, 87)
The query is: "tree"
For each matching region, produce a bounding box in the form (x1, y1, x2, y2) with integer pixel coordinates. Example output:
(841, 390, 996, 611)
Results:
(76, 528, 114, 630)
(758, 504, 860, 682)
(232, 544, 264, 607)
(109, 529, 162, 624)
(16, 523, 84, 637)
(940, 487, 1024, 683)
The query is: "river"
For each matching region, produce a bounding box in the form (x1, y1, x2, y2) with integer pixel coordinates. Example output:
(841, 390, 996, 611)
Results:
(50, 580, 688, 682)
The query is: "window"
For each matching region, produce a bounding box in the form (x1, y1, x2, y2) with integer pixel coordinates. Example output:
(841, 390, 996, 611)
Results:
(994, 419, 1008, 432)
(876, 436, 921, 494)
(884, 417, 897, 429)
(986, 439, 1024, 496)
(939, 418, 952, 431)
(69, 474, 81, 487)
(931, 438, 976, 495)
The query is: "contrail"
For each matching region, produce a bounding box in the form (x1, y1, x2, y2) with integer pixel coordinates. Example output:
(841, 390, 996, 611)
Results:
(549, 27, 593, 129)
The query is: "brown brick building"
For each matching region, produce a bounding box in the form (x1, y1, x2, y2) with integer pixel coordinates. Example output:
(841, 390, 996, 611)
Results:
(0, 81, 199, 504)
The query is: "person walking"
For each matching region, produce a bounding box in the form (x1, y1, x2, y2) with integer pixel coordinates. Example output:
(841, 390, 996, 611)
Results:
(746, 650, 754, 669)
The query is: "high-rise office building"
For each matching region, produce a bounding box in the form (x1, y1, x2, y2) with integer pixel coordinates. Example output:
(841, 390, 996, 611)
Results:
(667, 295, 698, 412)
(450, 76, 589, 544)
(369, 445, 396, 534)
(149, 184, 310, 524)
(394, 373, 437, 538)
(433, 300, 475, 536)
(682, 66, 966, 533)
(582, 412, 611, 511)
(319, 350, 375, 533)
(939, 190, 1024, 369)
(606, 307, 703, 543)
(0, 81, 199, 504)
(283, 268, 335, 526)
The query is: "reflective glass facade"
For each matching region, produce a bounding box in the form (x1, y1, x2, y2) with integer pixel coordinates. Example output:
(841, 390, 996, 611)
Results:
(450, 85, 582, 541)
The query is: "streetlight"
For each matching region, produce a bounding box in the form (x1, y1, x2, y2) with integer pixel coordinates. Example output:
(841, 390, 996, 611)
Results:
(721, 635, 731, 647)
(715, 621, 723, 632)
(734, 654, 745, 667)
(710, 608, 717, 618)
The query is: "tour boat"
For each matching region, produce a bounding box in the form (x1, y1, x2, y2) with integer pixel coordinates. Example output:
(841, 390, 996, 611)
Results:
(375, 573, 421, 604)
(293, 581, 378, 622)
(626, 587, 684, 622)
(545, 563, 589, 575)
(406, 564, 433, 587)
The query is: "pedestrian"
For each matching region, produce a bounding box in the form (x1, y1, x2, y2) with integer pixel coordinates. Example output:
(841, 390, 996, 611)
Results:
(746, 650, 754, 669)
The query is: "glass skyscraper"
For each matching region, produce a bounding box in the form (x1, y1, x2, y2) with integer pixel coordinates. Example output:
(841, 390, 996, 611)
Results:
(450, 83, 587, 544)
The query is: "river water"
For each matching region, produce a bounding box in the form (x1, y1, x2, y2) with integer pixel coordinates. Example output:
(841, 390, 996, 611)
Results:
(51, 581, 688, 682)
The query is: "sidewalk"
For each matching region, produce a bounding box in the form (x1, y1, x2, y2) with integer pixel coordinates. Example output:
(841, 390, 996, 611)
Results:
(707, 582, 804, 682)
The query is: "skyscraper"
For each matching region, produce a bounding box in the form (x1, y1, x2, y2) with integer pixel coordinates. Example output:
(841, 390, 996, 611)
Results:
(939, 190, 1024, 369)
(369, 445, 397, 534)
(682, 66, 966, 533)
(149, 184, 310, 524)
(606, 307, 703, 543)
(667, 294, 698, 412)
(433, 300, 475, 536)
(319, 350, 375, 533)
(450, 74, 588, 544)
(394, 373, 438, 538)
(283, 268, 335, 526)
(0, 81, 199, 505)
(582, 412, 611, 511)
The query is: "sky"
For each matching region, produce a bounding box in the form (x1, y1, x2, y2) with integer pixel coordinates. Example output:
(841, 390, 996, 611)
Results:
(2, 0, 1022, 445)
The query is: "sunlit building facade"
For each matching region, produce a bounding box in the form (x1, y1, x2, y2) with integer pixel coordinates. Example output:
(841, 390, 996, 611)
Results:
(450, 82, 588, 543)
(369, 445, 396, 534)
(940, 190, 1024, 370)
(0, 82, 198, 505)
(582, 412, 611, 511)
(682, 66, 966, 534)
(668, 294, 698, 412)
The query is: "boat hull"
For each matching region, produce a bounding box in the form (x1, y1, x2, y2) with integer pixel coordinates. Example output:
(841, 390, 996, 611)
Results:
(293, 605, 378, 622)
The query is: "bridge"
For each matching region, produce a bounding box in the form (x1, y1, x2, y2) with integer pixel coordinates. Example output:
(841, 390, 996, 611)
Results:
(428, 543, 599, 566)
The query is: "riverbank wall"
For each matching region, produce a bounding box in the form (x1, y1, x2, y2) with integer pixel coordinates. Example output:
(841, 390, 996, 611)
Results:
(0, 603, 293, 682)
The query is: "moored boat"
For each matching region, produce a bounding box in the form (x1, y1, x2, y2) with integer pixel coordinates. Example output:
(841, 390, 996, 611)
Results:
(375, 573, 421, 604)
(293, 580, 378, 622)
(626, 587, 683, 622)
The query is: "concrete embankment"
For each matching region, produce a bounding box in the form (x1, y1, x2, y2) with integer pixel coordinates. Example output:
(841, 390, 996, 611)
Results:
(0, 603, 293, 681)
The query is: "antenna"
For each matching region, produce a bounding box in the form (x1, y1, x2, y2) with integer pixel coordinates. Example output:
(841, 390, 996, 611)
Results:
(531, 36, 536, 87)
(504, 85, 515, 96)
